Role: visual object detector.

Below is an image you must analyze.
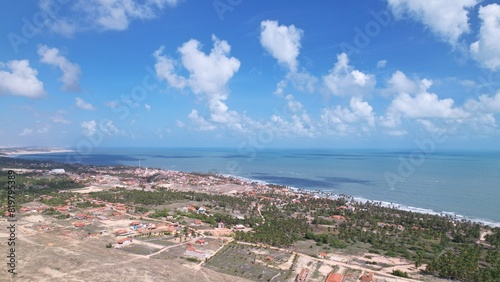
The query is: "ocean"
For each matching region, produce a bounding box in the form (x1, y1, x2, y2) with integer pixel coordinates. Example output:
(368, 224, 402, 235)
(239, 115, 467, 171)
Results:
(15, 147, 500, 227)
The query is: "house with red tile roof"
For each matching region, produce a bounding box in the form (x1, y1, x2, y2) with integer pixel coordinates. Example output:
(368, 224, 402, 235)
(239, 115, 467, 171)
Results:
(195, 239, 207, 245)
(185, 245, 208, 259)
(325, 272, 343, 282)
(318, 252, 328, 259)
(115, 229, 129, 235)
(73, 222, 86, 228)
(117, 237, 133, 244)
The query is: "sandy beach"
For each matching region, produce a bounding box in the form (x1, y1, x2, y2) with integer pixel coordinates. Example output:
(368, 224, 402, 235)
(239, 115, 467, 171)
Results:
(0, 147, 74, 157)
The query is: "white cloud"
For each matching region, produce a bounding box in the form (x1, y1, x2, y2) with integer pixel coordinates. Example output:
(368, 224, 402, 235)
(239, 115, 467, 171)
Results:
(388, 130, 408, 136)
(381, 70, 418, 96)
(176, 120, 185, 128)
(0, 60, 45, 98)
(188, 109, 217, 131)
(377, 60, 387, 68)
(38, 45, 81, 92)
(153, 46, 187, 89)
(258, 20, 317, 96)
(465, 91, 500, 113)
(51, 110, 71, 124)
(417, 119, 449, 134)
(18, 125, 51, 138)
(379, 112, 402, 128)
(42, 0, 180, 36)
(81, 120, 120, 136)
(470, 4, 500, 71)
(75, 97, 95, 110)
(323, 53, 376, 97)
(389, 86, 468, 119)
(81, 120, 97, 136)
(145, 103, 151, 111)
(260, 20, 303, 72)
(19, 128, 34, 136)
(285, 94, 303, 113)
(269, 113, 317, 138)
(154, 35, 241, 126)
(100, 120, 119, 135)
(104, 100, 118, 108)
(478, 92, 500, 113)
(321, 97, 375, 134)
(387, 0, 478, 46)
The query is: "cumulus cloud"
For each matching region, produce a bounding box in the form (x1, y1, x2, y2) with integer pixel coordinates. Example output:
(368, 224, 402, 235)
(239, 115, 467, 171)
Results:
(377, 60, 387, 68)
(465, 91, 500, 113)
(153, 46, 187, 89)
(417, 119, 449, 134)
(470, 4, 500, 71)
(104, 100, 118, 108)
(269, 113, 316, 138)
(387, 130, 408, 136)
(154, 35, 241, 127)
(81, 119, 120, 136)
(388, 79, 468, 118)
(387, 0, 478, 46)
(321, 97, 376, 134)
(188, 109, 217, 131)
(275, 71, 318, 96)
(379, 112, 402, 129)
(19, 128, 34, 136)
(323, 53, 376, 97)
(258, 20, 318, 96)
(75, 97, 95, 110)
(260, 20, 303, 72)
(285, 94, 303, 113)
(41, 0, 180, 36)
(38, 45, 81, 92)
(381, 70, 418, 96)
(50, 110, 71, 124)
(100, 120, 120, 135)
(81, 120, 97, 136)
(0, 60, 45, 98)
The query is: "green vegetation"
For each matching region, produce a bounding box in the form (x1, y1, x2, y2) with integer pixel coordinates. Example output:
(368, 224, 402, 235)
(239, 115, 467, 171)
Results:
(185, 257, 199, 263)
(2, 156, 499, 282)
(391, 269, 409, 278)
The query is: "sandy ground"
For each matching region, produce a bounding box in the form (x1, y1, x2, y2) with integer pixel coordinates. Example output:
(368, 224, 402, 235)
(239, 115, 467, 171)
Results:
(70, 186, 108, 193)
(1, 218, 251, 282)
(0, 148, 74, 156)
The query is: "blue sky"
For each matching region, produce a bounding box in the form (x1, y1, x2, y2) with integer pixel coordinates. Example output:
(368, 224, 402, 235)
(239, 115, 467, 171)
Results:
(1, 0, 500, 149)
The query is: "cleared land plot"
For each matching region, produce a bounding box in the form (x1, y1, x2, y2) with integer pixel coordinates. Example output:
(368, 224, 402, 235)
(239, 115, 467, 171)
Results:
(135, 236, 176, 246)
(343, 268, 362, 282)
(205, 243, 293, 281)
(119, 243, 161, 255)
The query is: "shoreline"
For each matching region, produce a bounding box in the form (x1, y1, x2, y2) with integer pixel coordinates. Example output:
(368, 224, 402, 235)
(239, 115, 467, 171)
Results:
(8, 149, 500, 229)
(235, 174, 500, 228)
(0, 147, 74, 157)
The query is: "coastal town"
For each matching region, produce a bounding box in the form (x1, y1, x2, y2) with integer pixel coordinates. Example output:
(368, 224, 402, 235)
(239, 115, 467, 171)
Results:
(1, 155, 499, 282)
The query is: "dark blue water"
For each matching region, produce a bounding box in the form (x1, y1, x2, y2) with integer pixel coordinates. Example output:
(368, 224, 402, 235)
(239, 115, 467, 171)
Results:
(16, 147, 500, 226)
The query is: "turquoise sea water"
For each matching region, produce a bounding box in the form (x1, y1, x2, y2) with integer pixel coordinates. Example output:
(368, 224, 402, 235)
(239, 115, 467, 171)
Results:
(16, 147, 500, 227)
